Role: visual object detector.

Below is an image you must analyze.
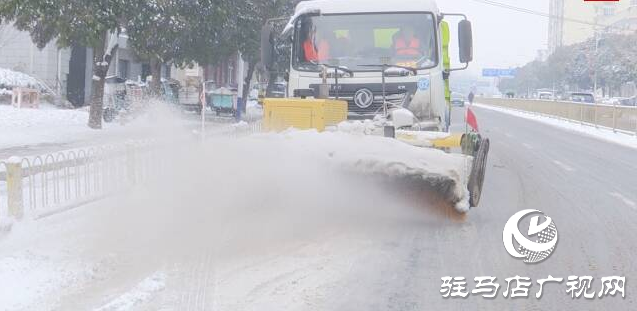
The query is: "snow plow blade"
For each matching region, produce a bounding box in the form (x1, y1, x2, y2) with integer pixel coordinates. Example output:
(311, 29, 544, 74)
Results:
(394, 130, 490, 210)
(260, 98, 490, 214)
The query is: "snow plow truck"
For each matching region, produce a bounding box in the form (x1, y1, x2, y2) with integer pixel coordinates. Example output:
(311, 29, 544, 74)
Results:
(260, 0, 489, 213)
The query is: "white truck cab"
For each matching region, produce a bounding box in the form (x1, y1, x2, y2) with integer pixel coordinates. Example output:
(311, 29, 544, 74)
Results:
(262, 0, 473, 131)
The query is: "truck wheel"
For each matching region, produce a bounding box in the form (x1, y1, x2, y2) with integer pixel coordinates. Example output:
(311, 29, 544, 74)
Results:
(468, 138, 490, 207)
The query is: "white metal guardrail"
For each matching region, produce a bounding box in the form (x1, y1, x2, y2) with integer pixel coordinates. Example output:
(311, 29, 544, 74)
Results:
(478, 97, 637, 136)
(0, 140, 167, 221)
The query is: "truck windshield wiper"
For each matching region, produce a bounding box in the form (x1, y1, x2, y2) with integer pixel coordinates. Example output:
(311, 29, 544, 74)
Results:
(310, 61, 354, 76)
(358, 64, 418, 75)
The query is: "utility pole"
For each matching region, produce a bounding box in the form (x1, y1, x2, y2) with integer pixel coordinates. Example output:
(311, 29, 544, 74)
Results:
(57, 48, 63, 105)
(236, 52, 245, 122)
(594, 30, 599, 96)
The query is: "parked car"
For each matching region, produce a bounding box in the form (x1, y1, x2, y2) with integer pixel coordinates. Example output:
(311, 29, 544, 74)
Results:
(619, 96, 637, 106)
(568, 92, 595, 104)
(451, 92, 465, 107)
(538, 91, 555, 100)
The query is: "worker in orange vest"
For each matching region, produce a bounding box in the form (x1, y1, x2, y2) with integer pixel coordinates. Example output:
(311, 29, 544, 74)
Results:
(394, 27, 421, 57)
(303, 26, 330, 63)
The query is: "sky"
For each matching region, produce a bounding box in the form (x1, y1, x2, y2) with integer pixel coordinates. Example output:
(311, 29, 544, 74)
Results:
(438, 0, 550, 73)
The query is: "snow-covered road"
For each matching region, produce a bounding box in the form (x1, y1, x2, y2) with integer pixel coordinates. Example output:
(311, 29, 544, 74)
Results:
(1, 105, 636, 310)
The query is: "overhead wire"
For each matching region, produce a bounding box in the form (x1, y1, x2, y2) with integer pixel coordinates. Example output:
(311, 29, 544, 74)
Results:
(470, 0, 620, 30)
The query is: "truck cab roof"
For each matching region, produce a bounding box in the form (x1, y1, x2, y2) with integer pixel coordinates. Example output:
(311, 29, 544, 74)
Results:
(295, 0, 440, 15)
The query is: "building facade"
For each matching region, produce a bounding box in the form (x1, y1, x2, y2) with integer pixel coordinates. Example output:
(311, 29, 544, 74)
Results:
(549, 0, 637, 53)
(204, 54, 240, 88)
(0, 23, 72, 95)
(0, 23, 147, 107)
(599, 2, 637, 35)
(2, 22, 255, 107)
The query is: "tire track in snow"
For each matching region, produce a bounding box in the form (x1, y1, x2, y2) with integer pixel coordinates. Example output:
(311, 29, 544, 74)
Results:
(609, 192, 637, 210)
(552, 160, 575, 172)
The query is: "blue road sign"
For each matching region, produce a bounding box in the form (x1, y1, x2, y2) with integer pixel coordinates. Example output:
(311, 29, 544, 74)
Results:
(482, 68, 517, 78)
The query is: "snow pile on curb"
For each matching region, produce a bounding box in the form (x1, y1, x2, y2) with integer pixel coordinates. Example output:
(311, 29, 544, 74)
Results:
(0, 104, 96, 149)
(0, 67, 49, 95)
(94, 272, 166, 311)
(0, 103, 187, 151)
(249, 130, 472, 212)
(474, 103, 637, 150)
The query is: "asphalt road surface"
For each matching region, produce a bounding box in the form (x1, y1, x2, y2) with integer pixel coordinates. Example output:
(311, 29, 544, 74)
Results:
(8, 105, 637, 310)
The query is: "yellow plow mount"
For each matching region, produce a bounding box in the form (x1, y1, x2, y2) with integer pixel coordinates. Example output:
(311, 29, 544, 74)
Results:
(262, 98, 348, 132)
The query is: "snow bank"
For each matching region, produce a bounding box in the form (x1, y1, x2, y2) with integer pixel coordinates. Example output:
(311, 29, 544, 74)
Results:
(94, 272, 166, 311)
(249, 130, 473, 212)
(0, 104, 98, 149)
(0, 67, 49, 94)
(0, 102, 194, 151)
(474, 103, 637, 150)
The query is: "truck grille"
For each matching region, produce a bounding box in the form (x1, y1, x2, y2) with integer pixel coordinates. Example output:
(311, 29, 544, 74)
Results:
(337, 92, 408, 118)
(308, 83, 417, 119)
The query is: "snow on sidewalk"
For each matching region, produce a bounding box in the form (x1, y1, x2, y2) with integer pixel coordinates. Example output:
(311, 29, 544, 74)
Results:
(0, 104, 113, 149)
(0, 102, 201, 153)
(474, 103, 637, 150)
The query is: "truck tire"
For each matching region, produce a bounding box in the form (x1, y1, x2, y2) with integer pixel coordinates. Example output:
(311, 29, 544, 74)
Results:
(468, 138, 489, 207)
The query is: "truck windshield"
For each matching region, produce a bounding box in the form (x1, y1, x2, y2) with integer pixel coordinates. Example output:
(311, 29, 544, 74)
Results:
(294, 13, 437, 72)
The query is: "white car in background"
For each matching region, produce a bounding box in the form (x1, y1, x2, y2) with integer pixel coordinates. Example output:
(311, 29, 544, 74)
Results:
(538, 91, 555, 100)
(568, 92, 595, 104)
(451, 92, 465, 107)
(603, 97, 636, 106)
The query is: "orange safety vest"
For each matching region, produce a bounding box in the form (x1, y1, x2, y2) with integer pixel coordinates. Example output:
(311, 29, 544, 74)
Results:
(395, 37, 421, 56)
(303, 40, 330, 62)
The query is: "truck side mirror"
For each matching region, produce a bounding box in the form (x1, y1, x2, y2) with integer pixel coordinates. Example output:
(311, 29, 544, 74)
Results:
(458, 20, 473, 63)
(261, 24, 275, 71)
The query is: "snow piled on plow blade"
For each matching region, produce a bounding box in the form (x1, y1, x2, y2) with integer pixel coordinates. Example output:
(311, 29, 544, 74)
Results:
(250, 130, 473, 213)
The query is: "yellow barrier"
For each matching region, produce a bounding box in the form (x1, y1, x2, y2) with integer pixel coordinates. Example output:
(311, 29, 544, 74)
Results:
(263, 98, 348, 132)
